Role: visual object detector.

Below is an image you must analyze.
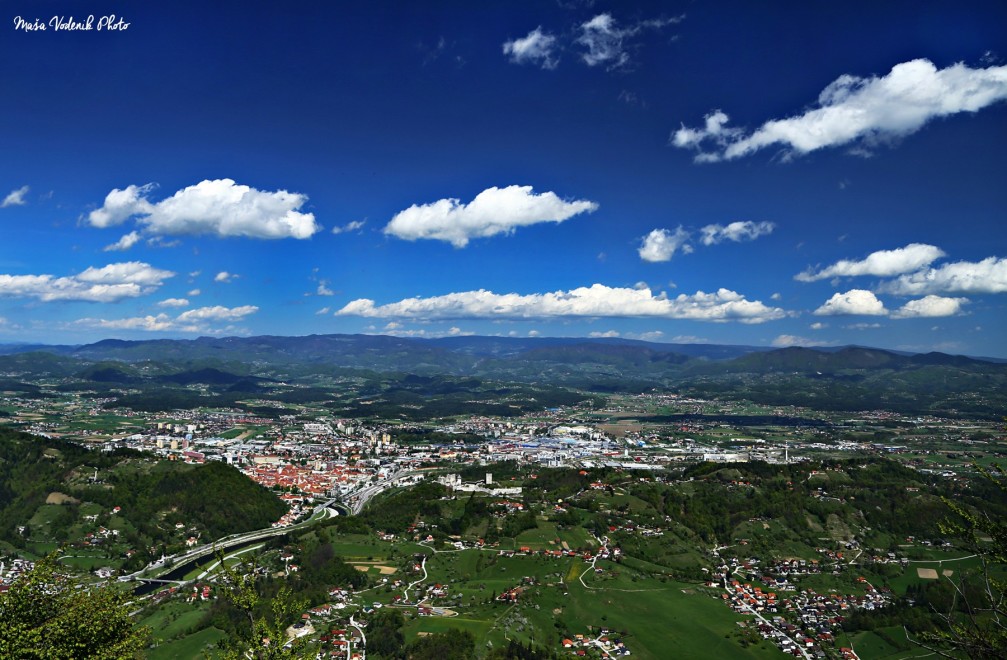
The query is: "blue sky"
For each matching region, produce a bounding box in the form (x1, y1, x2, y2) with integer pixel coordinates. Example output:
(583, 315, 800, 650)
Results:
(1, 0, 1005, 356)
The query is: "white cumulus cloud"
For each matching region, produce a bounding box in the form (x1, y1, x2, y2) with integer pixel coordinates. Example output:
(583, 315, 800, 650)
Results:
(157, 298, 190, 308)
(673, 58, 1007, 161)
(891, 295, 968, 318)
(814, 289, 887, 316)
(2, 185, 30, 208)
(796, 243, 945, 282)
(337, 283, 786, 324)
(638, 227, 693, 262)
(214, 271, 237, 283)
(86, 179, 320, 240)
(0, 262, 174, 303)
(87, 184, 156, 228)
(503, 27, 559, 69)
(879, 256, 1007, 295)
(588, 330, 621, 338)
(700, 221, 775, 245)
(383, 185, 598, 247)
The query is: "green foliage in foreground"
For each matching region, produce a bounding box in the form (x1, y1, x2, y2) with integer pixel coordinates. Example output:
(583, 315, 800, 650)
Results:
(912, 464, 1007, 658)
(0, 554, 149, 659)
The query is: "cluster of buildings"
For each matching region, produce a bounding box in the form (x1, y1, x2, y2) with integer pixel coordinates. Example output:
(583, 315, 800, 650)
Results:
(714, 553, 891, 658)
(0, 557, 34, 591)
(560, 631, 632, 657)
(727, 579, 888, 658)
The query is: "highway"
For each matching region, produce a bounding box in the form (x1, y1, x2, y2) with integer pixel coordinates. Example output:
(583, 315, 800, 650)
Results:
(121, 468, 414, 585)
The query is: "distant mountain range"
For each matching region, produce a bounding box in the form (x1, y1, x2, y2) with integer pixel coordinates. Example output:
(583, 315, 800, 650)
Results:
(0, 333, 1002, 369)
(0, 334, 767, 361)
(1, 334, 1004, 418)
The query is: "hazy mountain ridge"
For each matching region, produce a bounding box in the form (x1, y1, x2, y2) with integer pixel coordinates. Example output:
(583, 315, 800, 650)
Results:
(2, 335, 1005, 418)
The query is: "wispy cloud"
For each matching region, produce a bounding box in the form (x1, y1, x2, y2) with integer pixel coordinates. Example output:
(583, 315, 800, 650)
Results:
(74, 304, 258, 333)
(337, 283, 787, 324)
(103, 231, 142, 252)
(176, 305, 257, 323)
(1, 185, 29, 208)
(0, 262, 174, 303)
(86, 179, 320, 243)
(504, 12, 683, 72)
(331, 220, 366, 235)
(627, 330, 666, 342)
(383, 185, 598, 247)
(700, 221, 775, 246)
(674, 59, 1007, 161)
(772, 334, 835, 348)
(369, 325, 473, 339)
(157, 297, 190, 308)
(576, 13, 683, 70)
(503, 27, 559, 69)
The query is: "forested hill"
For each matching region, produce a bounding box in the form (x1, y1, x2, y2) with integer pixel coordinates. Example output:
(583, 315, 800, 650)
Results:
(0, 428, 286, 566)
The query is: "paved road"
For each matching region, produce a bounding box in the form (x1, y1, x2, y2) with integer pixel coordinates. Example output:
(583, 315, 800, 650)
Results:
(122, 470, 415, 584)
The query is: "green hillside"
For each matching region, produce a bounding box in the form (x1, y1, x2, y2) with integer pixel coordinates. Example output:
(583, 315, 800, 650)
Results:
(0, 428, 286, 569)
